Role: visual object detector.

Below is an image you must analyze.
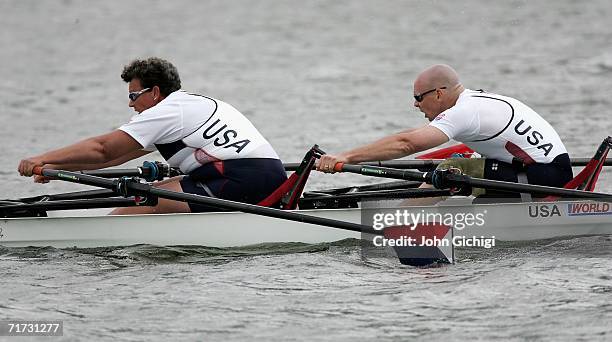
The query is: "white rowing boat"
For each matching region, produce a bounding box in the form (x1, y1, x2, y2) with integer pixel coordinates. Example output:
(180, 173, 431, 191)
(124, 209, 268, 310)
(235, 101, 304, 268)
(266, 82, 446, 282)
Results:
(1, 199, 610, 248)
(0, 207, 360, 248)
(2, 139, 611, 265)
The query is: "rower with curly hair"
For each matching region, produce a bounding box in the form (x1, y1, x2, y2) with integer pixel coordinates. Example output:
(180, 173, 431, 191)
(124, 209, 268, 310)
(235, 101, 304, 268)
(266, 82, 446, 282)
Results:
(18, 57, 287, 214)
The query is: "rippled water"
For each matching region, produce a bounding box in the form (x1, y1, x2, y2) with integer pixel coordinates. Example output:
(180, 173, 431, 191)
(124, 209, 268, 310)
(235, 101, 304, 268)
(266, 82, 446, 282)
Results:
(2, 238, 611, 341)
(1, 0, 612, 341)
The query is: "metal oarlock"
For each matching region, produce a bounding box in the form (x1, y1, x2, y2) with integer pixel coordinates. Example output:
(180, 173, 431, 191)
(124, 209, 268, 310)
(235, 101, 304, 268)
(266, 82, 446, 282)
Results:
(115, 177, 147, 197)
(428, 167, 471, 196)
(115, 177, 131, 197)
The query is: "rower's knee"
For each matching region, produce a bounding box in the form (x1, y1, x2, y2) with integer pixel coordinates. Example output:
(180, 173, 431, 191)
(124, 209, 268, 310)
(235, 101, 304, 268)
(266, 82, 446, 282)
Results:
(109, 206, 157, 215)
(419, 182, 433, 189)
(109, 177, 190, 215)
(400, 182, 446, 206)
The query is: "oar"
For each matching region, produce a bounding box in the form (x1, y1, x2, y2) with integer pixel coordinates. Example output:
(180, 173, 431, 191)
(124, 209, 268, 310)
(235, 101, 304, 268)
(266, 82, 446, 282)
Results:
(32, 167, 381, 235)
(304, 180, 422, 196)
(15, 189, 116, 203)
(284, 159, 441, 171)
(283, 158, 611, 171)
(69, 157, 610, 178)
(0, 198, 142, 217)
(82, 161, 181, 181)
(302, 188, 451, 202)
(570, 158, 612, 167)
(333, 163, 612, 200)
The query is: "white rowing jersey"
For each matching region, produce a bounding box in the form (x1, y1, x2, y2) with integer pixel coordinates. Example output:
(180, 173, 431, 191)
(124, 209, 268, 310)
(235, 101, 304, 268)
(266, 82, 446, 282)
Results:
(119, 90, 280, 173)
(429, 89, 568, 164)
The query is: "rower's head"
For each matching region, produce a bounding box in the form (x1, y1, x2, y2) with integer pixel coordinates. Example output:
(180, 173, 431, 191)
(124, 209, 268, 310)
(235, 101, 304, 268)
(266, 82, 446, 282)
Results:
(121, 57, 182, 113)
(413, 64, 465, 121)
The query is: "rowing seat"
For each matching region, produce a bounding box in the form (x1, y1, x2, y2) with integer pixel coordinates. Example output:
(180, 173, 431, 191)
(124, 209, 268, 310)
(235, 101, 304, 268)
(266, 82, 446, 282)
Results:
(257, 145, 323, 209)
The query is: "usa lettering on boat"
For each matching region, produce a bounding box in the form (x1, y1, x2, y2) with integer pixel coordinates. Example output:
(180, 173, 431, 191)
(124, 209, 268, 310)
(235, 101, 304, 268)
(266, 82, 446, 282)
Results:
(528, 204, 561, 218)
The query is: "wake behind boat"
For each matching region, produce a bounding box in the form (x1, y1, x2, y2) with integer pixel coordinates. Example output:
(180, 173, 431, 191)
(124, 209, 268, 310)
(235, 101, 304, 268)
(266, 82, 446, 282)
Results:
(2, 138, 612, 266)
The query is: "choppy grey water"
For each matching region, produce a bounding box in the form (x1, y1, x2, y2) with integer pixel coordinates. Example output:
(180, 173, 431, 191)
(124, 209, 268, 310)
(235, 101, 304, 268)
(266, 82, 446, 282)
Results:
(1, 0, 612, 341)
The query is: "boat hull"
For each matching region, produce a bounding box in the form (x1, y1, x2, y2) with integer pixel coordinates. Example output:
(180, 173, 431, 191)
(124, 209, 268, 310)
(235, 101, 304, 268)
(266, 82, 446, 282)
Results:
(0, 208, 362, 248)
(1, 200, 611, 248)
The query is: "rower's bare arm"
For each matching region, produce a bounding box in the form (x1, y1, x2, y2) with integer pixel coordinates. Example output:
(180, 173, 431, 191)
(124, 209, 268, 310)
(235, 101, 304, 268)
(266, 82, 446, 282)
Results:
(342, 126, 449, 163)
(42, 149, 152, 171)
(398, 127, 418, 134)
(19, 130, 144, 176)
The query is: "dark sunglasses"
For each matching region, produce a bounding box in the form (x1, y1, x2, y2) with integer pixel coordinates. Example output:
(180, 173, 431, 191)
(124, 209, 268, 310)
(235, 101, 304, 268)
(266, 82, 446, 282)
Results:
(128, 88, 151, 101)
(414, 86, 446, 102)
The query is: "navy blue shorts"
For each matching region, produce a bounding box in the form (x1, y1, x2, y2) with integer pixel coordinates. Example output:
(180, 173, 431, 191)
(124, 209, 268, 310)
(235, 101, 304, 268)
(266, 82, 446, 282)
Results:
(478, 153, 573, 199)
(179, 158, 287, 212)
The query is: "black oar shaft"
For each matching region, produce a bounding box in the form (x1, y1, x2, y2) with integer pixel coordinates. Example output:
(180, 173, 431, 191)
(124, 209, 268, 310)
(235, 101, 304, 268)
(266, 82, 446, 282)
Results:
(285, 158, 611, 171)
(302, 188, 451, 202)
(284, 159, 441, 171)
(36, 168, 380, 235)
(80, 162, 181, 180)
(0, 198, 139, 213)
(571, 158, 612, 167)
(84, 169, 144, 178)
(446, 174, 612, 200)
(335, 163, 612, 200)
(61, 157, 609, 177)
(338, 164, 429, 181)
(18, 189, 116, 203)
(42, 169, 118, 188)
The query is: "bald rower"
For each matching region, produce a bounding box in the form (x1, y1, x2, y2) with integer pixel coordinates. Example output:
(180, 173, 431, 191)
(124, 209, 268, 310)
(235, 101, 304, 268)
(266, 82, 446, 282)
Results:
(317, 64, 573, 199)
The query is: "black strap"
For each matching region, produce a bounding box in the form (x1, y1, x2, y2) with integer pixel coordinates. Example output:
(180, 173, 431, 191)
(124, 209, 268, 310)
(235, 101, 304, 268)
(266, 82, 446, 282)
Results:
(511, 158, 527, 171)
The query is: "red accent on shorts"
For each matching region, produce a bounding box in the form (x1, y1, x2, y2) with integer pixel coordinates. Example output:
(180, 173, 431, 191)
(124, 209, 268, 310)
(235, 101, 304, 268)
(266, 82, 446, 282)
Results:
(504, 141, 536, 165)
(194, 148, 221, 164)
(213, 161, 224, 175)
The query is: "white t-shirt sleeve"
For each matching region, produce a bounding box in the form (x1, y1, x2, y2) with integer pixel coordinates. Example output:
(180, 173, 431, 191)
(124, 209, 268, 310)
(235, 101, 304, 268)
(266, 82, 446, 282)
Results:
(429, 104, 479, 141)
(119, 104, 184, 149)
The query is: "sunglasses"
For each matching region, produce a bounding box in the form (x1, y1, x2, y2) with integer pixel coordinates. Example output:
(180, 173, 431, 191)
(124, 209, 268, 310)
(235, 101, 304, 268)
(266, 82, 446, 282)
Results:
(128, 88, 151, 101)
(414, 86, 446, 102)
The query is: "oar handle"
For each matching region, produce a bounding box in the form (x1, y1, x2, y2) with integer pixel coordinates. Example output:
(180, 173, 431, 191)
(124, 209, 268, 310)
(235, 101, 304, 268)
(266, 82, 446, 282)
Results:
(333, 163, 430, 181)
